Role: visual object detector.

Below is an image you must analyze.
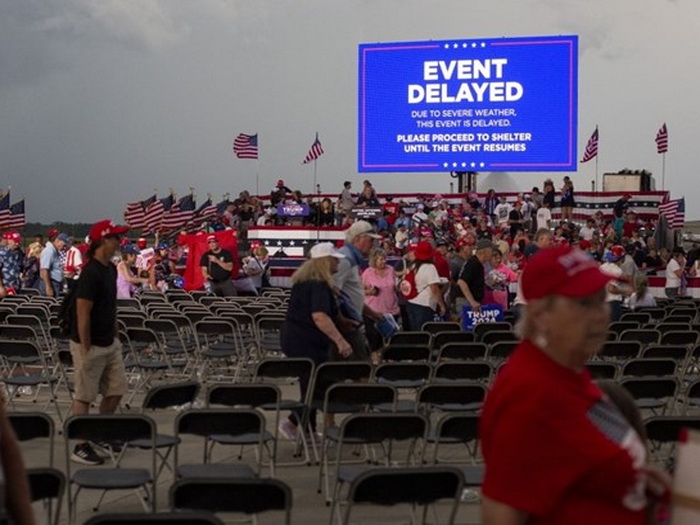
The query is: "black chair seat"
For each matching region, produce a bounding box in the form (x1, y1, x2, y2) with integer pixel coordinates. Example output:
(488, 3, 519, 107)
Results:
(177, 463, 256, 479)
(338, 465, 374, 483)
(208, 342, 237, 352)
(210, 431, 273, 445)
(375, 400, 416, 412)
(4, 374, 57, 386)
(129, 434, 179, 448)
(73, 468, 150, 489)
(202, 349, 237, 358)
(28, 467, 65, 502)
(433, 402, 483, 412)
(136, 360, 168, 370)
(636, 399, 666, 409)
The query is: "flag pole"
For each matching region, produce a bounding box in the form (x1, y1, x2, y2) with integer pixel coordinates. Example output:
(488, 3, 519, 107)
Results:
(595, 154, 599, 193)
(662, 152, 666, 191)
(255, 158, 260, 198)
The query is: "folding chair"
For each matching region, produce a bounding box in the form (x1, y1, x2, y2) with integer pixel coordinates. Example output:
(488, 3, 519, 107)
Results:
(431, 331, 475, 353)
(382, 344, 431, 362)
(432, 361, 493, 384)
(422, 322, 461, 335)
(340, 466, 463, 525)
(418, 383, 486, 413)
(586, 362, 618, 380)
(472, 321, 512, 342)
(255, 316, 285, 360)
(621, 378, 679, 415)
(0, 338, 62, 420)
(64, 415, 157, 523)
(128, 381, 200, 480)
(193, 319, 244, 382)
(173, 409, 262, 479)
(427, 413, 481, 465)
(621, 358, 677, 379)
(317, 384, 399, 499)
(253, 357, 316, 466)
(170, 478, 292, 525)
(656, 323, 692, 336)
(645, 416, 700, 467)
(122, 328, 170, 408)
(682, 380, 700, 415)
(661, 331, 699, 347)
(85, 511, 223, 525)
(482, 330, 519, 346)
(642, 345, 690, 365)
(389, 331, 432, 347)
(436, 342, 487, 361)
(619, 312, 652, 325)
(488, 341, 518, 362)
(598, 341, 642, 363)
(607, 321, 640, 338)
(326, 413, 429, 517)
(143, 319, 196, 378)
(9, 412, 65, 525)
(206, 384, 279, 475)
(619, 329, 661, 346)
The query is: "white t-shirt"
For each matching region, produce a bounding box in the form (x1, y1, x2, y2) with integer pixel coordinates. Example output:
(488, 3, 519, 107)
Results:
(666, 258, 681, 288)
(600, 262, 624, 302)
(494, 203, 512, 225)
(536, 207, 551, 231)
(579, 225, 596, 240)
(629, 291, 656, 309)
(409, 263, 441, 310)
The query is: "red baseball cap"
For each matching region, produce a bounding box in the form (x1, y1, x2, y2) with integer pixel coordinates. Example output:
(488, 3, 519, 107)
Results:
(206, 234, 217, 242)
(521, 245, 612, 301)
(415, 241, 434, 262)
(89, 219, 129, 243)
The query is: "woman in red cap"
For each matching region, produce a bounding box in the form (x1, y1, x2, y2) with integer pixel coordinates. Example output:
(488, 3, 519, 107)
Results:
(480, 244, 670, 525)
(403, 241, 447, 331)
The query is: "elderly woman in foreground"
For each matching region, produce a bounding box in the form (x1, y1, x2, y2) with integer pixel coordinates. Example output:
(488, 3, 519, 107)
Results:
(278, 243, 352, 441)
(480, 245, 671, 525)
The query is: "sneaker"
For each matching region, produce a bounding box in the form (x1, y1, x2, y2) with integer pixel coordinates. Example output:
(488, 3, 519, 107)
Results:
(278, 419, 299, 441)
(71, 443, 104, 465)
(93, 440, 124, 456)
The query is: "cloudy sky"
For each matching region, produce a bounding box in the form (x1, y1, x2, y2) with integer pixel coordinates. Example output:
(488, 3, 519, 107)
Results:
(1, 0, 698, 224)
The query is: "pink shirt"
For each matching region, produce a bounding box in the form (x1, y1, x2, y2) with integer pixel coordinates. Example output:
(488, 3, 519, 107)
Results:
(362, 267, 400, 315)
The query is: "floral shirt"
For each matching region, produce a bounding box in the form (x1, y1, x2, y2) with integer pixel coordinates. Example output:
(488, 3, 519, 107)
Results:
(0, 247, 25, 289)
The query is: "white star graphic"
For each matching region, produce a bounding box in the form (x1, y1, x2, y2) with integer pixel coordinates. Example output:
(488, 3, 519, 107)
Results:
(452, 162, 457, 167)
(471, 43, 477, 48)
(471, 162, 476, 167)
(479, 162, 485, 167)
(453, 43, 458, 49)
(289, 240, 295, 246)
(444, 44, 449, 49)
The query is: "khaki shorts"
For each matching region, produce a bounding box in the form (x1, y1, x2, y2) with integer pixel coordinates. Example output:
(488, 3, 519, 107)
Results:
(69, 339, 127, 404)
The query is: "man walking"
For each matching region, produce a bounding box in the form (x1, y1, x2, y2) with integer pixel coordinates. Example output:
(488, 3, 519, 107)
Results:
(69, 219, 129, 465)
(39, 232, 68, 297)
(0, 232, 25, 296)
(200, 234, 236, 297)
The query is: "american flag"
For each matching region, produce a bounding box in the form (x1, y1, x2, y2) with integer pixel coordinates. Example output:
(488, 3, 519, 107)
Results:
(124, 195, 156, 229)
(7, 199, 25, 229)
(656, 123, 668, 154)
(658, 197, 685, 229)
(0, 191, 9, 229)
(580, 127, 599, 163)
(193, 198, 218, 222)
(302, 134, 324, 164)
(233, 133, 259, 159)
(144, 194, 174, 234)
(163, 194, 196, 231)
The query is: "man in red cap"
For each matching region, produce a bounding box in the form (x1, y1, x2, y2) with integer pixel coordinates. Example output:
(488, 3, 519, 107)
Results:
(69, 219, 129, 465)
(0, 232, 24, 296)
(200, 234, 236, 296)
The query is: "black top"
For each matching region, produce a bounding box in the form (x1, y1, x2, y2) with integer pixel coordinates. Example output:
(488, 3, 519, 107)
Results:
(71, 258, 117, 347)
(457, 256, 485, 302)
(613, 198, 629, 219)
(200, 248, 233, 283)
(281, 280, 338, 354)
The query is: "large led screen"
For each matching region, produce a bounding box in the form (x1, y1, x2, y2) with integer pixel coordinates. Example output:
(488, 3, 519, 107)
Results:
(358, 35, 578, 172)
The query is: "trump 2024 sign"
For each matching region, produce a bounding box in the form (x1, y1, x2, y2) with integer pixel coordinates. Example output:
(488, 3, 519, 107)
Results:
(358, 35, 578, 172)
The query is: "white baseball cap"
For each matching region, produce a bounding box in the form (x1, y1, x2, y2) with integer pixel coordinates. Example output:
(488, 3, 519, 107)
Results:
(345, 220, 382, 242)
(310, 242, 346, 259)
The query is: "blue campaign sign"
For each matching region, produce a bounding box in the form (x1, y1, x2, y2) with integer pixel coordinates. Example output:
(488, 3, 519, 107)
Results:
(461, 304, 505, 331)
(358, 35, 578, 173)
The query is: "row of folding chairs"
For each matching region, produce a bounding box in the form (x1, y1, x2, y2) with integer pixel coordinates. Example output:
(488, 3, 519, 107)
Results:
(605, 328, 698, 347)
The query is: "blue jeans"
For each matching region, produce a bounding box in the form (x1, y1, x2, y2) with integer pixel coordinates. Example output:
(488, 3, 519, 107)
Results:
(405, 302, 436, 332)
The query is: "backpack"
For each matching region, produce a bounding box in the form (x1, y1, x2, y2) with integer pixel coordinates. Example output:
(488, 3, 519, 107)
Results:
(399, 269, 419, 300)
(57, 286, 77, 338)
